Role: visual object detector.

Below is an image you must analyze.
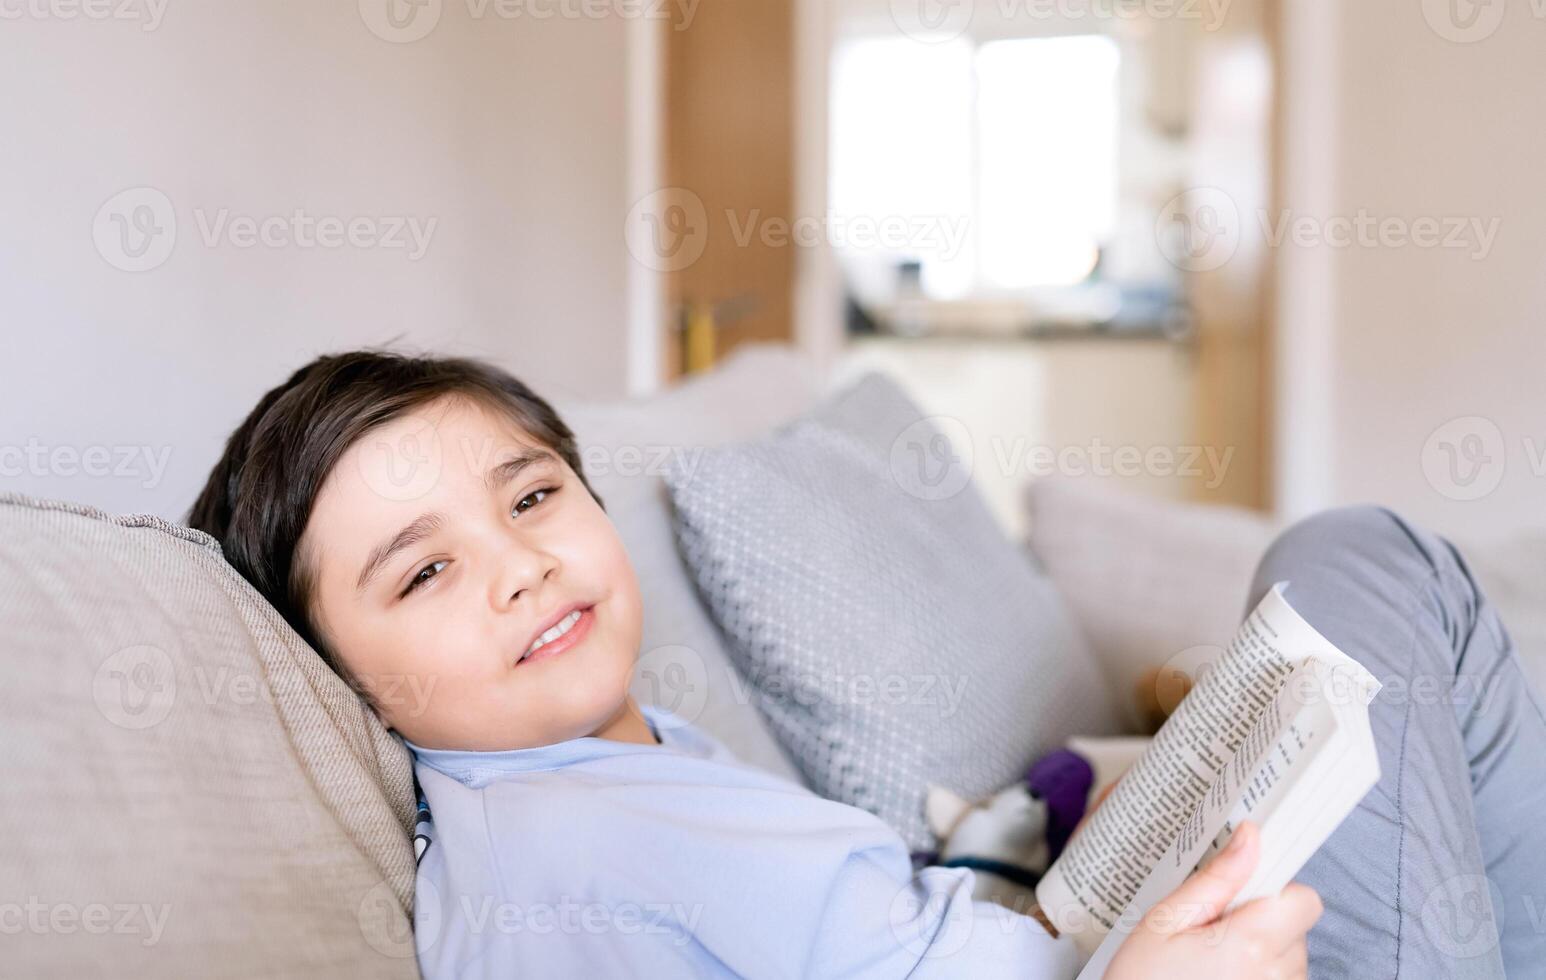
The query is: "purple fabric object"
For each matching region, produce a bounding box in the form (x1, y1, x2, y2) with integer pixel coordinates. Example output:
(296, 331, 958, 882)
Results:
(1026, 749, 1094, 862)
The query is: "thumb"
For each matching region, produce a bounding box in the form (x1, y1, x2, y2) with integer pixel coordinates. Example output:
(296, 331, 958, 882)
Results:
(1149, 822, 1260, 931)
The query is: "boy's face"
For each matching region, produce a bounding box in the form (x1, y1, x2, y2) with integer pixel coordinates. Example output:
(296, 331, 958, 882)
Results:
(299, 393, 643, 751)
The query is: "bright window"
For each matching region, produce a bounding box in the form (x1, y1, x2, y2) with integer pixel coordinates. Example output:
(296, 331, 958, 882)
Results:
(829, 33, 1121, 298)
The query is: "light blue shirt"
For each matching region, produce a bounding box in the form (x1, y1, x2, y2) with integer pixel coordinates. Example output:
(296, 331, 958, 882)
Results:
(405, 705, 1081, 979)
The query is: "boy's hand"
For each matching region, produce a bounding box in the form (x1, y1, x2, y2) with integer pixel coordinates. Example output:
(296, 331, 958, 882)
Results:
(1104, 822, 1322, 980)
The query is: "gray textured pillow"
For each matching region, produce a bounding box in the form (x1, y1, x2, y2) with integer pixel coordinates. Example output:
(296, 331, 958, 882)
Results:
(665, 374, 1119, 850)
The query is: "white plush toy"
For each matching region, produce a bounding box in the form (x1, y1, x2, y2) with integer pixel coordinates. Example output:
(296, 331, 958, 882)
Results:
(924, 740, 1151, 912)
(924, 781, 1052, 911)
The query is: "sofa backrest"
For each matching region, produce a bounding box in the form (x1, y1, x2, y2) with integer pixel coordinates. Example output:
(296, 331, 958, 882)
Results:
(0, 494, 420, 978)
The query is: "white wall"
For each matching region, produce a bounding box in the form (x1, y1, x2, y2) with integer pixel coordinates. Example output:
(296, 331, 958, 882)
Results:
(1276, 0, 1546, 540)
(835, 337, 1199, 540)
(0, 0, 652, 520)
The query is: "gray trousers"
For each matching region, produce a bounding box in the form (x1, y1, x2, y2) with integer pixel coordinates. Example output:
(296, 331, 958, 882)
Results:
(1246, 506, 1546, 978)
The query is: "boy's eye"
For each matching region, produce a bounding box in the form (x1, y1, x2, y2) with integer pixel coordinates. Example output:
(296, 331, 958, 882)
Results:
(402, 559, 448, 597)
(512, 486, 557, 516)
(398, 486, 558, 599)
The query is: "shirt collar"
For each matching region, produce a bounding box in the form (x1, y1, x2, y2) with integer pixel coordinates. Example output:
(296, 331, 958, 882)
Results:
(403, 703, 686, 786)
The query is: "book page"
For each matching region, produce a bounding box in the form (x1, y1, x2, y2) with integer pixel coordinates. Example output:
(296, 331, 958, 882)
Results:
(1073, 658, 1379, 978)
(1035, 582, 1368, 950)
(1066, 736, 1152, 800)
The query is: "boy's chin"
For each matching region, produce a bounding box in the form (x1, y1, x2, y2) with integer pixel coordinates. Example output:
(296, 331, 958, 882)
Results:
(519, 657, 638, 739)
(392, 639, 641, 751)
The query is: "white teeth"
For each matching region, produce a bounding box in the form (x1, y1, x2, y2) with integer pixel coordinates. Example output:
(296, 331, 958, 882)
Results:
(522, 609, 583, 659)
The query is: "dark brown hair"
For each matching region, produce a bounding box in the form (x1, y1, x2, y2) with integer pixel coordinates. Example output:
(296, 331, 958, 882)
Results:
(186, 348, 600, 686)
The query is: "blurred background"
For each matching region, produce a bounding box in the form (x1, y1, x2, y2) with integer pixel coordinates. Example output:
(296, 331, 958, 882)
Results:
(3, 0, 1544, 545)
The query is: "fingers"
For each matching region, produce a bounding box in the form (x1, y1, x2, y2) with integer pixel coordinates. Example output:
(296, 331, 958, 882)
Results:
(1148, 822, 1260, 929)
(1273, 884, 1325, 949)
(1229, 883, 1324, 955)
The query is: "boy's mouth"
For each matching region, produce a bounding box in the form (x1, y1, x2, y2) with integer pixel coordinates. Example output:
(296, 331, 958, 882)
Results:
(515, 603, 596, 668)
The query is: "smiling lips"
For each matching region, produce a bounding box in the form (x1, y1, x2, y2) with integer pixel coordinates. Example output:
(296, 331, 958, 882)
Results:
(516, 605, 595, 667)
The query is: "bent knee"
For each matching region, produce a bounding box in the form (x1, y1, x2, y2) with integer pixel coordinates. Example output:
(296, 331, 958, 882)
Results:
(1258, 505, 1433, 582)
(1276, 505, 1406, 552)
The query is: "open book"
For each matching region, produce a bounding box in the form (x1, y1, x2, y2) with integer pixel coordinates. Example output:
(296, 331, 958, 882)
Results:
(1033, 582, 1383, 977)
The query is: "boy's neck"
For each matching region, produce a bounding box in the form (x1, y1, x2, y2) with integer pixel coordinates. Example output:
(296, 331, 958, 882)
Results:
(590, 695, 660, 746)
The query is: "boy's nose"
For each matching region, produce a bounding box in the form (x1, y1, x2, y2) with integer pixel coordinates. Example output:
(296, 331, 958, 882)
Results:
(493, 544, 559, 609)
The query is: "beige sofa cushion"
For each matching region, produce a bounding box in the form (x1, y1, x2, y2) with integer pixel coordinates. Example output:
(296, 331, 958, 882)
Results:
(0, 494, 419, 978)
(1024, 479, 1277, 731)
(1024, 479, 1546, 724)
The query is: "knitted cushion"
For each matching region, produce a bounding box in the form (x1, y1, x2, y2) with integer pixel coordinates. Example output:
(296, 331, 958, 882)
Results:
(665, 374, 1119, 850)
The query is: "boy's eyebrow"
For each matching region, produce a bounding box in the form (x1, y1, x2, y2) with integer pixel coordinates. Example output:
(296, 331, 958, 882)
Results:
(483, 447, 558, 493)
(356, 512, 445, 594)
(355, 447, 559, 594)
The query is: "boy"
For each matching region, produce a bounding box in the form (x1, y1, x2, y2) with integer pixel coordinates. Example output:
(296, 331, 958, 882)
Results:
(189, 349, 1321, 978)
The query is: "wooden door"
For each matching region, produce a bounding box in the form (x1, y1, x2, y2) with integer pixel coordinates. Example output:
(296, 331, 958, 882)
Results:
(663, 0, 796, 377)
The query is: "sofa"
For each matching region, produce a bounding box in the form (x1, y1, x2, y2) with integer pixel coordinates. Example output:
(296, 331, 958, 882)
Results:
(5, 344, 1541, 976)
